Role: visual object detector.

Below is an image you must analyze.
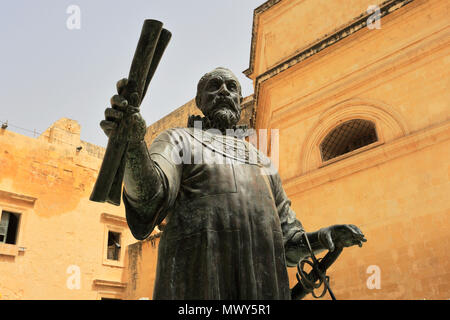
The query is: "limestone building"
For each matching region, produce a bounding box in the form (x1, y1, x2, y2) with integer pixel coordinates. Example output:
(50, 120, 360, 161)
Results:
(0, 119, 135, 299)
(245, 0, 449, 299)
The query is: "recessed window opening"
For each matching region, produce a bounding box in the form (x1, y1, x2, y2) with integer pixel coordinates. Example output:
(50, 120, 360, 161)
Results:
(320, 119, 378, 162)
(107, 231, 121, 261)
(0, 211, 20, 245)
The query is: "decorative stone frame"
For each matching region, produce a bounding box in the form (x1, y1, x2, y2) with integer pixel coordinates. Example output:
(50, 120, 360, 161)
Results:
(101, 213, 127, 268)
(301, 98, 409, 173)
(0, 190, 35, 257)
(282, 101, 450, 197)
(94, 279, 126, 300)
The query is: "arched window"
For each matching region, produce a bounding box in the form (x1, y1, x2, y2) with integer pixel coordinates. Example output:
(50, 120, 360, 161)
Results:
(320, 119, 378, 162)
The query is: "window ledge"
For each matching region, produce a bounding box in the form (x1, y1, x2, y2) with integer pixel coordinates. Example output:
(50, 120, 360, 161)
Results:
(100, 213, 127, 226)
(93, 279, 127, 289)
(0, 243, 18, 256)
(102, 259, 124, 268)
(319, 141, 383, 168)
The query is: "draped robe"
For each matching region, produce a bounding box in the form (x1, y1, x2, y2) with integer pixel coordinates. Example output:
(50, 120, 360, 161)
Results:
(124, 127, 304, 299)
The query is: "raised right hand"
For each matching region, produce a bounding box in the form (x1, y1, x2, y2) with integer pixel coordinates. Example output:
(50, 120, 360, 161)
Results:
(100, 78, 147, 143)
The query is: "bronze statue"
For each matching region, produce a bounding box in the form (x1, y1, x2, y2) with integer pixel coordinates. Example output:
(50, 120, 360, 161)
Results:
(99, 67, 367, 299)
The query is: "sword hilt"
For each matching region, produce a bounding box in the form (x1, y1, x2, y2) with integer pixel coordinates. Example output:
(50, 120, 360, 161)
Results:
(291, 233, 343, 300)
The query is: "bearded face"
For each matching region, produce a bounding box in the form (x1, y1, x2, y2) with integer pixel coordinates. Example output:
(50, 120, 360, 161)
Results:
(196, 68, 242, 131)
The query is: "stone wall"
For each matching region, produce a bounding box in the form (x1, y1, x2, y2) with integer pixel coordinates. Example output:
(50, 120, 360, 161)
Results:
(252, 0, 450, 299)
(0, 118, 133, 299)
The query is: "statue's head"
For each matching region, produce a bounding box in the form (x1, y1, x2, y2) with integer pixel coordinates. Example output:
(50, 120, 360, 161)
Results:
(195, 67, 243, 131)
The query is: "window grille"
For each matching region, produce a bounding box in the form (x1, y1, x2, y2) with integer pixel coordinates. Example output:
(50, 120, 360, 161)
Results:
(320, 119, 378, 162)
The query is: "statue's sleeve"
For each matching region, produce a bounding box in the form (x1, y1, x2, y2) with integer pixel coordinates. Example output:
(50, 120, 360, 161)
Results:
(123, 129, 182, 240)
(268, 170, 306, 267)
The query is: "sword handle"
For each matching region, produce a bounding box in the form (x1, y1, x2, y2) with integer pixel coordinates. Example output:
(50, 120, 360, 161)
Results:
(291, 235, 343, 300)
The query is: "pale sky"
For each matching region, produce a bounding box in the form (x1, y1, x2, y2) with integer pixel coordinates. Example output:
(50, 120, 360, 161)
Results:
(0, 0, 266, 147)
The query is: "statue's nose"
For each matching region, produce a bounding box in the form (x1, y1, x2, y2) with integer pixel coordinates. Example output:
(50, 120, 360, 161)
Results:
(218, 83, 230, 96)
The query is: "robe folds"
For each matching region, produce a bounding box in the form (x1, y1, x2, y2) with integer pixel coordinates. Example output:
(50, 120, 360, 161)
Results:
(124, 127, 304, 299)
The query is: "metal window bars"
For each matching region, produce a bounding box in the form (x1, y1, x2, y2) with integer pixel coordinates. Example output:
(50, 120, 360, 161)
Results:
(320, 119, 378, 162)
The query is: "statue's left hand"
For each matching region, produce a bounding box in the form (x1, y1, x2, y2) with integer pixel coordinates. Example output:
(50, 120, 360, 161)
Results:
(319, 224, 367, 252)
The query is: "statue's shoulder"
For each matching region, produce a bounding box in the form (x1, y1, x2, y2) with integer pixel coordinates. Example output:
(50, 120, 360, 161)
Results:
(151, 127, 197, 153)
(152, 127, 193, 144)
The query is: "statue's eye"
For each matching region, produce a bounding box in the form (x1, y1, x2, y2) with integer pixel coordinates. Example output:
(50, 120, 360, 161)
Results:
(207, 80, 220, 91)
(227, 82, 237, 91)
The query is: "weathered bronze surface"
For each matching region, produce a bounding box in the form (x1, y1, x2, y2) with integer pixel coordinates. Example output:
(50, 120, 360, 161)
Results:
(99, 67, 367, 299)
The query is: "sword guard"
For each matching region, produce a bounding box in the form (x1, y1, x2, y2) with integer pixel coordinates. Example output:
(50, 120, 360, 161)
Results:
(293, 232, 342, 300)
(296, 256, 330, 299)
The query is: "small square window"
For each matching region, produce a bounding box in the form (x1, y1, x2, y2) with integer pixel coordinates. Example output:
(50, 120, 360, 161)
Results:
(107, 231, 121, 261)
(0, 211, 20, 245)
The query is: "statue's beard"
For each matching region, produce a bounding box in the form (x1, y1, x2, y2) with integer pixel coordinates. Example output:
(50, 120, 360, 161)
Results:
(207, 107, 240, 131)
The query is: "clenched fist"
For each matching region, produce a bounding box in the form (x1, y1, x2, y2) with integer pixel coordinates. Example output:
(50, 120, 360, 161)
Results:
(100, 78, 147, 144)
